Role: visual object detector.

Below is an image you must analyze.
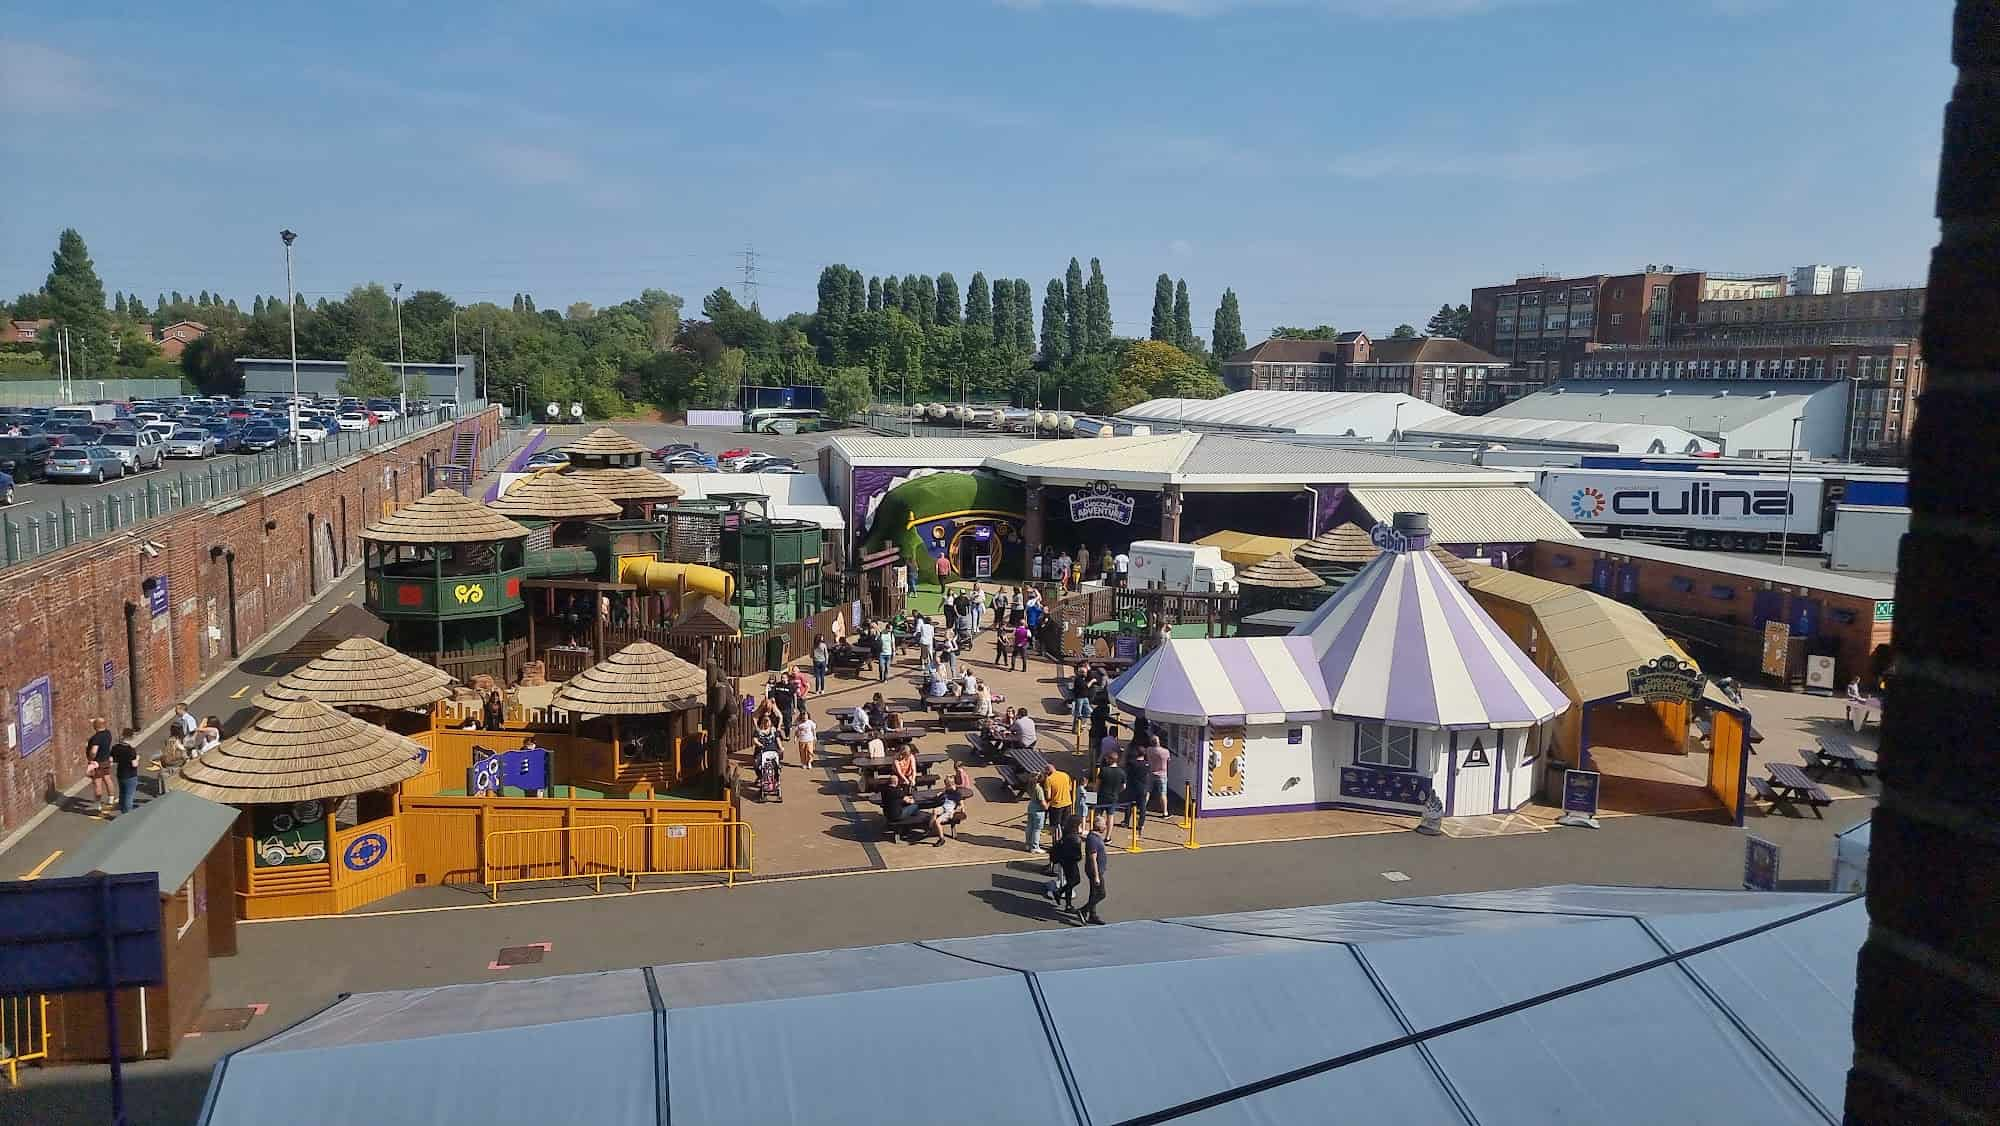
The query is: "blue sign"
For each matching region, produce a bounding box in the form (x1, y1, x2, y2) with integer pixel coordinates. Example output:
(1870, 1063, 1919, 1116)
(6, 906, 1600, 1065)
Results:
(343, 832, 389, 872)
(102, 660, 116, 692)
(1368, 521, 1409, 553)
(15, 675, 52, 758)
(0, 873, 165, 995)
(147, 576, 169, 618)
(1339, 767, 1432, 806)
(468, 753, 502, 797)
(1743, 836, 1781, 892)
(500, 748, 550, 793)
(1562, 769, 1601, 817)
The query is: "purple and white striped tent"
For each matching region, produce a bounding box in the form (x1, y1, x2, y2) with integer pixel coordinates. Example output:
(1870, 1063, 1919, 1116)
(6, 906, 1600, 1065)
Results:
(1295, 535, 1568, 730)
(1108, 637, 1330, 725)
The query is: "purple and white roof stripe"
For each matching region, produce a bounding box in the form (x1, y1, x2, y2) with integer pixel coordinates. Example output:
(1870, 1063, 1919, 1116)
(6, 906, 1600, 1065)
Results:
(1109, 636, 1329, 724)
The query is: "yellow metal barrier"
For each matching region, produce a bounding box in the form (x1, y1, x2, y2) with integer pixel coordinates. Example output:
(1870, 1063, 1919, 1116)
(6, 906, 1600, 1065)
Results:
(1, 993, 50, 1087)
(483, 824, 622, 901)
(624, 821, 753, 889)
(1183, 782, 1200, 849)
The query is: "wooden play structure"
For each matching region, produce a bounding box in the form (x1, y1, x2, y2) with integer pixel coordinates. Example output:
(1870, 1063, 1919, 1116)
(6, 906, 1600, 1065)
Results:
(362, 489, 534, 685)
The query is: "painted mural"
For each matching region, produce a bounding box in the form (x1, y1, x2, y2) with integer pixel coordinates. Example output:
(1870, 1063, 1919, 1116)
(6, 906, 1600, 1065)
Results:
(859, 471, 1027, 586)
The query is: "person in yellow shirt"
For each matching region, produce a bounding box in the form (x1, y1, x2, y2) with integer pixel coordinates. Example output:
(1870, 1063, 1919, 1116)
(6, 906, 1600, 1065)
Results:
(1042, 767, 1074, 855)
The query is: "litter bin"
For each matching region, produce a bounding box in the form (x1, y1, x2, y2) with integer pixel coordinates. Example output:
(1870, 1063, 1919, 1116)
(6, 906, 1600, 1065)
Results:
(766, 634, 788, 671)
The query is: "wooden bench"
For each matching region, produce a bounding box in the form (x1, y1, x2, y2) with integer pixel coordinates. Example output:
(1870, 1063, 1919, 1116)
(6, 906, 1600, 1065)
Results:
(1758, 764, 1835, 818)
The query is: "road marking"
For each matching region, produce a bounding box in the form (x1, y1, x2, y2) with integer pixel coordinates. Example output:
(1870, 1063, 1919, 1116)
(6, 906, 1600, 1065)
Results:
(229, 686, 249, 700)
(1380, 871, 1411, 882)
(21, 849, 62, 880)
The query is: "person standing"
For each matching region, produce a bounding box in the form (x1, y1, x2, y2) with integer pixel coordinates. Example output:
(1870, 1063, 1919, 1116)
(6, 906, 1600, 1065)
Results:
(1023, 768, 1049, 854)
(1080, 811, 1110, 924)
(875, 621, 893, 683)
(1099, 547, 1114, 586)
(482, 687, 507, 730)
(1114, 549, 1130, 589)
(915, 615, 936, 676)
(810, 633, 830, 693)
(970, 587, 986, 633)
(1043, 765, 1074, 857)
(1012, 619, 1032, 671)
(1123, 739, 1154, 832)
(794, 710, 818, 770)
(1143, 734, 1171, 820)
(84, 718, 114, 814)
(1088, 749, 1125, 829)
(112, 729, 140, 814)
(940, 629, 959, 679)
(1055, 551, 1072, 592)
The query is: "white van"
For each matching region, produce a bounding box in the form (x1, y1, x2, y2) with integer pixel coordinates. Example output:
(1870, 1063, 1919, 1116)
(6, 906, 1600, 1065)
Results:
(1124, 540, 1237, 592)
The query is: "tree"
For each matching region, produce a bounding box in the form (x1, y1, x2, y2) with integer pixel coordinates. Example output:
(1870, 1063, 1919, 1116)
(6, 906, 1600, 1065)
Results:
(964, 272, 991, 333)
(1450, 303, 1471, 338)
(823, 365, 874, 422)
(339, 347, 399, 398)
(885, 310, 924, 400)
(180, 334, 242, 395)
(44, 228, 111, 371)
(990, 279, 1015, 349)
(1424, 303, 1456, 338)
(1108, 339, 1226, 412)
(1270, 325, 1338, 340)
(701, 288, 741, 319)
(1065, 258, 1085, 360)
(1173, 280, 1192, 350)
(1008, 279, 1032, 355)
(1150, 273, 1174, 341)
(1390, 323, 1418, 339)
(935, 272, 960, 326)
(867, 276, 883, 313)
(115, 330, 159, 368)
(567, 301, 595, 321)
(845, 270, 866, 319)
(913, 275, 936, 328)
(253, 295, 266, 316)
(1084, 259, 1111, 352)
(1212, 289, 1246, 359)
(1040, 279, 1069, 365)
(882, 275, 902, 312)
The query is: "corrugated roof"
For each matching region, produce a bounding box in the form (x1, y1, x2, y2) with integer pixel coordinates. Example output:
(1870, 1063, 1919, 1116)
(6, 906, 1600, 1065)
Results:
(1490, 380, 1838, 432)
(48, 790, 238, 891)
(829, 435, 1042, 465)
(1177, 434, 1508, 480)
(1350, 485, 1581, 545)
(1544, 537, 1896, 599)
(662, 472, 846, 530)
(1403, 415, 1719, 455)
(1117, 390, 1454, 437)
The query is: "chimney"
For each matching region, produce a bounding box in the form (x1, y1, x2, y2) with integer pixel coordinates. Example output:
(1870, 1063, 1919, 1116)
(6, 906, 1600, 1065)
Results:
(1392, 511, 1431, 551)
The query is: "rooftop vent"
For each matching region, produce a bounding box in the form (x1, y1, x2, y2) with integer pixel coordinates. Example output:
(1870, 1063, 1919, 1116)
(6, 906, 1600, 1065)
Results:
(1658, 388, 1674, 397)
(1600, 389, 1616, 396)
(1716, 389, 1730, 397)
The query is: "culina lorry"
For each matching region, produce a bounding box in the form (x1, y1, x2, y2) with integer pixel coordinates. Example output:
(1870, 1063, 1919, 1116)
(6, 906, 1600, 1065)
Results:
(1536, 468, 1828, 552)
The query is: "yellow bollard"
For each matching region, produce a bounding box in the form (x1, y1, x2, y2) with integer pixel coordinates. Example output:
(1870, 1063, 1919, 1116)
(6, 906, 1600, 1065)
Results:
(1127, 805, 1144, 854)
(1183, 781, 1200, 849)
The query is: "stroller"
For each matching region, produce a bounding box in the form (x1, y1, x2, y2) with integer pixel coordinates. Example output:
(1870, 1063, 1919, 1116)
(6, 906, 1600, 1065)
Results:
(754, 738, 784, 803)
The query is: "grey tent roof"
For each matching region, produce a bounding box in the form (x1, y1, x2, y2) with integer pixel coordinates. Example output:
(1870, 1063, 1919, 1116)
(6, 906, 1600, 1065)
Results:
(199, 885, 1861, 1126)
(48, 790, 237, 891)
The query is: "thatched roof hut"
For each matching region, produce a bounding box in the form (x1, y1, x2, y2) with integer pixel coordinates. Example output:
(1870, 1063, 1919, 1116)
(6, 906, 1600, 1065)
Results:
(488, 469, 623, 521)
(565, 466, 685, 503)
(1294, 523, 1381, 570)
(549, 641, 706, 717)
(1236, 552, 1327, 591)
(1427, 546, 1484, 584)
(566, 427, 651, 458)
(252, 637, 458, 712)
(360, 489, 531, 545)
(671, 594, 740, 637)
(175, 700, 428, 804)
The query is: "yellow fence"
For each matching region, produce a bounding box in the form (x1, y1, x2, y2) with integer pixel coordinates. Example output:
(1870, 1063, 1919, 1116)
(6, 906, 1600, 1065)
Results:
(1, 993, 49, 1087)
(479, 821, 754, 900)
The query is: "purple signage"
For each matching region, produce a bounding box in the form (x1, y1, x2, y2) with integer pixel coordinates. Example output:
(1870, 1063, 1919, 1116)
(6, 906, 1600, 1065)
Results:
(147, 576, 169, 618)
(1067, 482, 1136, 525)
(15, 675, 52, 757)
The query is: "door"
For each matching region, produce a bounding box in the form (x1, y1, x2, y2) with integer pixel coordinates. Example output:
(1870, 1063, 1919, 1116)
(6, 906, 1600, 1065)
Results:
(1752, 590, 1786, 630)
(1450, 731, 1497, 817)
(1590, 558, 1613, 594)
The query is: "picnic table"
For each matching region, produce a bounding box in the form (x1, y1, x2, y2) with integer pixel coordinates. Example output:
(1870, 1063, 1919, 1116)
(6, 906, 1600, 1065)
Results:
(1750, 761, 1834, 818)
(827, 703, 906, 720)
(825, 728, 918, 749)
(1801, 736, 1877, 786)
(827, 643, 874, 670)
(842, 749, 950, 794)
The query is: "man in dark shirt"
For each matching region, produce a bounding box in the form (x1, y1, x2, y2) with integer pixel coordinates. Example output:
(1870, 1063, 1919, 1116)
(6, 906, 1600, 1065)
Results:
(1081, 811, 1110, 925)
(85, 718, 114, 814)
(112, 728, 140, 814)
(1091, 752, 1126, 828)
(1122, 743, 1154, 832)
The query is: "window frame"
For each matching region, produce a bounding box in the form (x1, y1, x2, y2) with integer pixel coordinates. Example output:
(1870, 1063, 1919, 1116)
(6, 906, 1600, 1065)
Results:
(1356, 721, 1417, 771)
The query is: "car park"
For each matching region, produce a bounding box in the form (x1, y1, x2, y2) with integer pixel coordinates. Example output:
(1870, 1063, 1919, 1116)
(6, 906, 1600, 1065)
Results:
(292, 419, 329, 443)
(202, 420, 245, 453)
(240, 423, 286, 451)
(526, 449, 571, 469)
(142, 420, 178, 441)
(46, 445, 127, 482)
(0, 435, 55, 482)
(336, 412, 371, 432)
(164, 427, 220, 459)
(366, 399, 400, 422)
(650, 442, 701, 462)
(100, 429, 165, 472)
(662, 449, 718, 471)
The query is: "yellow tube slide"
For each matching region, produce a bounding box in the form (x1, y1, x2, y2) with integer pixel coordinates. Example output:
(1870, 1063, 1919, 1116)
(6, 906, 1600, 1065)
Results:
(618, 557, 736, 601)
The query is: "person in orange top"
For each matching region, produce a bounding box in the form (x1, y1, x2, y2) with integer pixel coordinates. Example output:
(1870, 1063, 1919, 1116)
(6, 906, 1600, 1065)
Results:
(1041, 766, 1075, 856)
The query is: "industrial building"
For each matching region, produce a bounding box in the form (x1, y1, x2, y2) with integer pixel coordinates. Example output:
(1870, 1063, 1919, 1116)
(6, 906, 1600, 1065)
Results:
(238, 354, 480, 404)
(1486, 380, 1850, 459)
(1112, 389, 1451, 440)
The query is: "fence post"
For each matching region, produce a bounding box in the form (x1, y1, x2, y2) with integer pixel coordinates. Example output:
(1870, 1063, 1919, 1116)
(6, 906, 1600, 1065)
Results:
(145, 479, 158, 518)
(60, 500, 74, 546)
(103, 496, 116, 531)
(2, 518, 16, 565)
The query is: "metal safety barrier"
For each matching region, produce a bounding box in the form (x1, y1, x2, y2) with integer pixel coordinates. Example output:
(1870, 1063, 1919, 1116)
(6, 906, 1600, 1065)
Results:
(623, 821, 754, 890)
(483, 824, 623, 901)
(1, 993, 50, 1087)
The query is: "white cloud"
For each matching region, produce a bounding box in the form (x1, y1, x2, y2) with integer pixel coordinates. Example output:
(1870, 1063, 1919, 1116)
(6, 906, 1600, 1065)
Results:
(0, 40, 108, 112)
(1329, 142, 1632, 184)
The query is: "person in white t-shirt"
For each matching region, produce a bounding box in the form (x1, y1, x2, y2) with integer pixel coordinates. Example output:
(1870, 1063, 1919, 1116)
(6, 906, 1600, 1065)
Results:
(793, 714, 818, 769)
(1113, 552, 1130, 588)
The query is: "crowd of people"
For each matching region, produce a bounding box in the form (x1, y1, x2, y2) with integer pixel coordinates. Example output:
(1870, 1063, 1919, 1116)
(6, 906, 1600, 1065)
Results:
(1031, 544, 1131, 595)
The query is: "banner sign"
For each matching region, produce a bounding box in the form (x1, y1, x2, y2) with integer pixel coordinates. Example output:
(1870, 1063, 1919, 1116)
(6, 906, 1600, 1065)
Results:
(0, 873, 165, 995)
(16, 675, 52, 757)
(1068, 482, 1136, 525)
(1368, 521, 1410, 553)
(1743, 836, 1780, 891)
(1627, 654, 1707, 703)
(147, 576, 169, 618)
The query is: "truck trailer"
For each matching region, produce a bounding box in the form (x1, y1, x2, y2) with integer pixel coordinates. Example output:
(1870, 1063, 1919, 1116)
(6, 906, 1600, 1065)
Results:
(1536, 468, 1828, 553)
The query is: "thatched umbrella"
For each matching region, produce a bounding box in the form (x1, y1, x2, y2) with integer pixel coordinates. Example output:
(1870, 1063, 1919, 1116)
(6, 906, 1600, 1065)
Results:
(1237, 552, 1327, 590)
(565, 466, 685, 504)
(566, 427, 651, 460)
(488, 468, 623, 521)
(1294, 523, 1381, 571)
(175, 700, 427, 805)
(360, 489, 531, 545)
(252, 637, 458, 713)
(550, 641, 707, 779)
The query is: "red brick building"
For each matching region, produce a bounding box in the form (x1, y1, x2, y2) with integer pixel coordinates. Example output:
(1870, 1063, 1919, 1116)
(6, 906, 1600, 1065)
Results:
(2, 318, 53, 344)
(155, 320, 208, 360)
(1221, 333, 1514, 412)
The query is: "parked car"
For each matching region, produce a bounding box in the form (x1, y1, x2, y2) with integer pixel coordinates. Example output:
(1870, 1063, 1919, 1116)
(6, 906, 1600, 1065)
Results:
(650, 442, 701, 462)
(142, 420, 178, 441)
(0, 470, 14, 505)
(202, 420, 245, 453)
(661, 449, 718, 471)
(366, 399, 400, 422)
(336, 412, 371, 432)
(292, 418, 329, 443)
(46, 444, 127, 482)
(100, 429, 165, 472)
(239, 423, 286, 451)
(718, 447, 751, 461)
(0, 434, 55, 481)
(526, 450, 570, 469)
(163, 427, 219, 459)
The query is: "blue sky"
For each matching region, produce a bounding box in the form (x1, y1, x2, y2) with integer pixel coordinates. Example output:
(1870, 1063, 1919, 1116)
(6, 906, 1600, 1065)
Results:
(0, 0, 1955, 339)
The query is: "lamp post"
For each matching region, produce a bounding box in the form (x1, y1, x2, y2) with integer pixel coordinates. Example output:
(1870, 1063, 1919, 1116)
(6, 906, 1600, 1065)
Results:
(394, 282, 407, 418)
(280, 229, 300, 470)
(1779, 415, 1803, 564)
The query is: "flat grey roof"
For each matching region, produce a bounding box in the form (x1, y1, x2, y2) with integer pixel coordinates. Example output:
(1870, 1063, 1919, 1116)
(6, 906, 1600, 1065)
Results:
(1546, 537, 1896, 599)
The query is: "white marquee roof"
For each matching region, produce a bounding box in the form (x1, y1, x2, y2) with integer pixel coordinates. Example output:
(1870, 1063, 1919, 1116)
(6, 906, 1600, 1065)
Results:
(1118, 390, 1455, 438)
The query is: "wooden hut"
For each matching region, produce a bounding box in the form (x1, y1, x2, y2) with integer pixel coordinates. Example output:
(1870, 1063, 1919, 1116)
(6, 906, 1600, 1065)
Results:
(550, 641, 710, 796)
(490, 467, 622, 543)
(252, 637, 459, 734)
(175, 700, 428, 918)
(1294, 522, 1479, 587)
(1235, 551, 1329, 634)
(564, 426, 652, 468)
(566, 465, 686, 518)
(42, 791, 239, 1062)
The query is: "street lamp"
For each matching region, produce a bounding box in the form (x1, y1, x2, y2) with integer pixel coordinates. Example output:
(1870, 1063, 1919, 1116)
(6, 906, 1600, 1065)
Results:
(1779, 416, 1803, 565)
(280, 229, 300, 470)
(394, 282, 407, 418)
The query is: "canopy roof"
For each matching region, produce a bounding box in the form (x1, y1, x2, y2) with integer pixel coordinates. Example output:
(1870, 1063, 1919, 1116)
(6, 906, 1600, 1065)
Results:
(1236, 551, 1327, 590)
(563, 465, 685, 502)
(196, 886, 1861, 1126)
(1192, 530, 1307, 569)
(1348, 484, 1579, 545)
(175, 700, 428, 804)
(565, 426, 651, 457)
(549, 641, 706, 716)
(1296, 531, 1569, 729)
(670, 593, 740, 637)
(488, 469, 622, 520)
(252, 637, 458, 711)
(359, 489, 530, 545)
(1111, 636, 1330, 725)
(48, 790, 237, 891)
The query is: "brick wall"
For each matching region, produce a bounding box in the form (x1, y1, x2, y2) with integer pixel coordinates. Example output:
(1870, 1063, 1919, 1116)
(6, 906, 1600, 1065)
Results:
(0, 408, 500, 835)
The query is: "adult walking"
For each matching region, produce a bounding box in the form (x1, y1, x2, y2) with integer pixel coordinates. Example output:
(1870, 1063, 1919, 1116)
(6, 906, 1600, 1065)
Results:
(83, 718, 115, 814)
(1080, 811, 1110, 925)
(1123, 739, 1154, 832)
(874, 621, 893, 683)
(1011, 618, 1032, 671)
(1023, 767, 1050, 854)
(1042, 764, 1074, 856)
(1047, 817, 1083, 917)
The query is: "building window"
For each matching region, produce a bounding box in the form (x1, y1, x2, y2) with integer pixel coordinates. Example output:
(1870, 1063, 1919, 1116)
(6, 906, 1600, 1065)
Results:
(1609, 313, 1623, 326)
(1834, 357, 1847, 378)
(1893, 359, 1907, 383)
(175, 875, 199, 940)
(1356, 722, 1416, 771)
